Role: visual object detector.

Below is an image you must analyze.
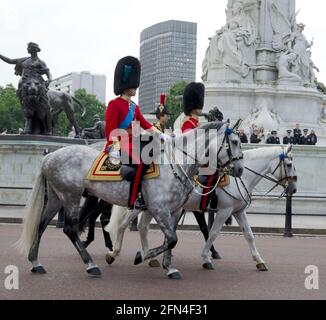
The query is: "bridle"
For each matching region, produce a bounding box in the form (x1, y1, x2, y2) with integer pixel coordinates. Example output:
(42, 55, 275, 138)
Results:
(167, 121, 244, 197)
(221, 150, 298, 208)
(215, 125, 244, 170)
(245, 152, 297, 196)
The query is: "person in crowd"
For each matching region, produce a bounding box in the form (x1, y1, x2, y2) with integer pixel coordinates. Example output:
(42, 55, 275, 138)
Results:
(283, 130, 294, 145)
(293, 123, 302, 145)
(309, 130, 318, 146)
(239, 128, 248, 144)
(266, 130, 281, 145)
(300, 129, 312, 145)
(250, 128, 262, 144)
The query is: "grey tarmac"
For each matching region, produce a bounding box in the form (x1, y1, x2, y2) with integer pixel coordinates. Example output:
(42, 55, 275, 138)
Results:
(0, 224, 325, 300)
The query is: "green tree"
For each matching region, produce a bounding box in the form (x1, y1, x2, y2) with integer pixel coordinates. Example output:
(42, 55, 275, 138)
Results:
(0, 84, 24, 133)
(58, 89, 106, 136)
(316, 80, 326, 95)
(166, 80, 188, 128)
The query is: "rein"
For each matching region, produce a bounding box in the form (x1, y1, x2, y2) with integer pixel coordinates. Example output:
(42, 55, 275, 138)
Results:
(220, 151, 297, 206)
(166, 127, 242, 197)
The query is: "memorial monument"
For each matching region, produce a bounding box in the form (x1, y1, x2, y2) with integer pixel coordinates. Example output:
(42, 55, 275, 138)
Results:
(202, 0, 326, 143)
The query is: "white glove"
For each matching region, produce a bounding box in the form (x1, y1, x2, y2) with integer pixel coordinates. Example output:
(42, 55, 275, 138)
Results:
(110, 150, 121, 160)
(159, 133, 170, 143)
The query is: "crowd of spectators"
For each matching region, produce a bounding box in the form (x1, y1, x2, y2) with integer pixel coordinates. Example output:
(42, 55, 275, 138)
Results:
(239, 124, 318, 146)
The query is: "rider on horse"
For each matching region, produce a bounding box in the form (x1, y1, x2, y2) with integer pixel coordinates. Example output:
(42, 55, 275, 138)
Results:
(105, 56, 169, 211)
(151, 94, 172, 133)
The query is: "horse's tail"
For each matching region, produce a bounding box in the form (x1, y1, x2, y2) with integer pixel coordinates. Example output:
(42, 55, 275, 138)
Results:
(16, 170, 46, 256)
(105, 206, 128, 240)
(72, 96, 86, 118)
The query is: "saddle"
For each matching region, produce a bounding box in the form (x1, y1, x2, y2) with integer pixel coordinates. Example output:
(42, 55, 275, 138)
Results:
(86, 151, 160, 182)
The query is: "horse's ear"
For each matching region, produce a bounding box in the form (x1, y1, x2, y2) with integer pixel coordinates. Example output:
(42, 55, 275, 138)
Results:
(232, 119, 243, 131)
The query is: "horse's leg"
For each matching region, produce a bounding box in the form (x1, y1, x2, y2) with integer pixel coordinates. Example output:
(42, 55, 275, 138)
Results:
(234, 210, 268, 272)
(28, 186, 61, 274)
(162, 211, 183, 280)
(99, 202, 113, 250)
(201, 208, 233, 270)
(193, 211, 222, 260)
(138, 211, 160, 268)
(82, 207, 100, 248)
(63, 210, 101, 278)
(106, 209, 140, 264)
(134, 209, 177, 266)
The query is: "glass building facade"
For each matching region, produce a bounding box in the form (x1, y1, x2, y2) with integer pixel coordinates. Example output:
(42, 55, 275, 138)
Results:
(139, 20, 197, 113)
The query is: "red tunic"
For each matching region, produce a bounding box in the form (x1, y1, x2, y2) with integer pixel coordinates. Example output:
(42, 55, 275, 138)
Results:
(105, 97, 153, 155)
(181, 116, 200, 133)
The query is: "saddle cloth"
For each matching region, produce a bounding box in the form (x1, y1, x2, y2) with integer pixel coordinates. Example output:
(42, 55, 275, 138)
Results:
(86, 151, 160, 182)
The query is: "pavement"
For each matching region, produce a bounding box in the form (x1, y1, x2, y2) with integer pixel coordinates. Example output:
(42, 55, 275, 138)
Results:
(0, 224, 325, 300)
(1, 206, 325, 235)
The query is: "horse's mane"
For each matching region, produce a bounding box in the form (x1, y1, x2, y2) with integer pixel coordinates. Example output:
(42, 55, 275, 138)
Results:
(198, 121, 225, 132)
(244, 147, 283, 161)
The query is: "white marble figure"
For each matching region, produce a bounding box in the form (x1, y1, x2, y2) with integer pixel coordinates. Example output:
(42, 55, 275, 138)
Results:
(268, 0, 296, 51)
(202, 0, 257, 80)
(320, 106, 326, 125)
(277, 51, 302, 82)
(307, 50, 320, 86)
(292, 23, 314, 82)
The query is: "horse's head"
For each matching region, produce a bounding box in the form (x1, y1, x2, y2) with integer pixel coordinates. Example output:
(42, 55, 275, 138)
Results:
(272, 145, 298, 196)
(206, 120, 244, 178)
(22, 77, 43, 103)
(222, 120, 244, 178)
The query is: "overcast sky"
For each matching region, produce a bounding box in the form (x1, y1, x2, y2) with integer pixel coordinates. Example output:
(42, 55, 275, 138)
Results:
(0, 0, 325, 104)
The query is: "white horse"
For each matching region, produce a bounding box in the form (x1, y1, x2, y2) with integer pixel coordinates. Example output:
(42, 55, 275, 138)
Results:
(107, 145, 297, 278)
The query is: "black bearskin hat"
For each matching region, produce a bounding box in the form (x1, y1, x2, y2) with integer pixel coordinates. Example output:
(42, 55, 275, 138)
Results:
(183, 82, 205, 116)
(114, 56, 141, 96)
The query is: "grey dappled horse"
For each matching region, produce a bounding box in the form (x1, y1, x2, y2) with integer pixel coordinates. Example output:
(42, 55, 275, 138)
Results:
(17, 121, 244, 278)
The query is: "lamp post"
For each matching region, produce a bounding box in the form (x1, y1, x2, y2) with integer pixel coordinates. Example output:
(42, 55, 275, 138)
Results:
(284, 194, 293, 238)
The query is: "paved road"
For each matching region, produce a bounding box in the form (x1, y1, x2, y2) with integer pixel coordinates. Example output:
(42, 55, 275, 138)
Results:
(0, 224, 325, 300)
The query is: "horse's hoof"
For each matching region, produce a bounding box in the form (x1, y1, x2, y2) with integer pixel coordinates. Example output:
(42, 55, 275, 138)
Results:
(256, 263, 269, 272)
(134, 251, 144, 266)
(31, 266, 47, 274)
(149, 259, 161, 268)
(106, 254, 115, 265)
(211, 251, 222, 260)
(203, 263, 215, 270)
(168, 272, 182, 280)
(87, 266, 102, 278)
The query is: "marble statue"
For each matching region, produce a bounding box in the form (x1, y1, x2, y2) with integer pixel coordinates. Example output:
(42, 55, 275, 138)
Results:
(308, 51, 320, 86)
(269, 0, 296, 52)
(202, 0, 257, 80)
(292, 23, 314, 82)
(277, 51, 302, 82)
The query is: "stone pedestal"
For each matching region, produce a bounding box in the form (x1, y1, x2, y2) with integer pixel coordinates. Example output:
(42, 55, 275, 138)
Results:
(0, 135, 86, 206)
